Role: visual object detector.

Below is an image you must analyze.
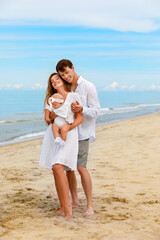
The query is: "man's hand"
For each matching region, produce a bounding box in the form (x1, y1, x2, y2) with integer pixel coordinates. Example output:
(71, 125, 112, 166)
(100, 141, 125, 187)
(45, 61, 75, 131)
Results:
(71, 101, 83, 113)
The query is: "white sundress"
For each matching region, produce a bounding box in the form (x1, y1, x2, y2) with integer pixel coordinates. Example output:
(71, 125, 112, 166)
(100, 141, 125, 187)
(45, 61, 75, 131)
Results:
(40, 92, 81, 171)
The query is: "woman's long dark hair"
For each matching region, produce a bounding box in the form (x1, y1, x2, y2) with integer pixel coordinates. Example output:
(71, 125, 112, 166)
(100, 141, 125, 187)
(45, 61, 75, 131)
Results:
(44, 72, 71, 106)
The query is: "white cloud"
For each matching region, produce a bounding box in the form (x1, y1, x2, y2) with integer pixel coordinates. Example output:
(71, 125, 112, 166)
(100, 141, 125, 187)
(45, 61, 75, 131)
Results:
(103, 82, 160, 91)
(0, 0, 160, 32)
(3, 84, 23, 89)
(5, 84, 12, 89)
(121, 85, 136, 90)
(150, 84, 160, 90)
(104, 81, 119, 90)
(32, 83, 44, 89)
(13, 84, 23, 89)
(111, 82, 118, 88)
(151, 84, 156, 90)
(104, 82, 138, 91)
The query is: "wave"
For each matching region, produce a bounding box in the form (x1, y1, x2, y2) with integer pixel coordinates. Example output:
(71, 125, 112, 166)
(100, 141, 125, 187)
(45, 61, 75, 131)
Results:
(1, 102, 160, 146)
(15, 112, 43, 116)
(0, 120, 6, 124)
(0, 130, 45, 146)
(1, 103, 160, 125)
(0, 118, 43, 124)
(14, 131, 45, 141)
(99, 103, 160, 115)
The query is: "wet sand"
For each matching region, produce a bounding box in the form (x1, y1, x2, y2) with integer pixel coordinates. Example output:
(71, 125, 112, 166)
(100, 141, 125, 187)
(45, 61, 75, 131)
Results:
(0, 114, 160, 240)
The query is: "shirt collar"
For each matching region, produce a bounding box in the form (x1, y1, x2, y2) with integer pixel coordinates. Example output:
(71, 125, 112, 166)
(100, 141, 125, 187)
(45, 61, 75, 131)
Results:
(77, 76, 83, 85)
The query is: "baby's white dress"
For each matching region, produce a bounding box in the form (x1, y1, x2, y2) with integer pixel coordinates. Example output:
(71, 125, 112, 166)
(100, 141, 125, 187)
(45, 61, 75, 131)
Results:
(40, 92, 81, 171)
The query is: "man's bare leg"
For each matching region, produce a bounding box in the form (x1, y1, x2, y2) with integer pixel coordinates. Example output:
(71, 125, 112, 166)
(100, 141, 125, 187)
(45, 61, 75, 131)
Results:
(66, 170, 79, 207)
(78, 167, 94, 215)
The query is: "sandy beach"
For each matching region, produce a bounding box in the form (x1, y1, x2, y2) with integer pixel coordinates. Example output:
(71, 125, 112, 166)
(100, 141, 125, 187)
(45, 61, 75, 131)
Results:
(0, 114, 160, 240)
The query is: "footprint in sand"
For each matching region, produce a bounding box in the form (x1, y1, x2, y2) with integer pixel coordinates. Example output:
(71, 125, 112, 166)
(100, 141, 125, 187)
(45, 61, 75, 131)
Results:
(101, 196, 129, 204)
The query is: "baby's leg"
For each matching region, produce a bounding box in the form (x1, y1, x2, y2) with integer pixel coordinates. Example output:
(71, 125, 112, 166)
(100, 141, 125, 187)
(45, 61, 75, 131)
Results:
(61, 124, 69, 142)
(52, 122, 65, 146)
(52, 123, 60, 139)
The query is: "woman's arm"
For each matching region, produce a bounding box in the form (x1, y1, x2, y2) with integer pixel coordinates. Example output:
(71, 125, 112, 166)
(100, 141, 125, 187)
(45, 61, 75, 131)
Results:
(45, 109, 52, 125)
(50, 111, 57, 121)
(69, 112, 83, 131)
(61, 112, 83, 133)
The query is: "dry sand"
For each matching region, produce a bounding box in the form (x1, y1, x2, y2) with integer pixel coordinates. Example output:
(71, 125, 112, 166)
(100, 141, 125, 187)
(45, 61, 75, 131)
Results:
(0, 114, 160, 240)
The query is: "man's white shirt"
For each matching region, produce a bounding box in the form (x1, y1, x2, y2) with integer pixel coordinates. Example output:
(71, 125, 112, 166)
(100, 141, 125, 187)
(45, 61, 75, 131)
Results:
(74, 76, 100, 142)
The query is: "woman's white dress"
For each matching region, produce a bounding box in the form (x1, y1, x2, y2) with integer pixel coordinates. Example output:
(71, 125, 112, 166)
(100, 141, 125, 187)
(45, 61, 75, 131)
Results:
(40, 92, 81, 171)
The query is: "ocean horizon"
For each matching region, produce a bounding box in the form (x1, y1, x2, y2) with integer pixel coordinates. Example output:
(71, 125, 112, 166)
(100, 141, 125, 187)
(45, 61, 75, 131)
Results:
(0, 89, 160, 146)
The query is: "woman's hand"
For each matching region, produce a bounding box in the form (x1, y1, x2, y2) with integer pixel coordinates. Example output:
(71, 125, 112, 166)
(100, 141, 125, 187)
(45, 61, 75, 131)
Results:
(45, 117, 51, 125)
(50, 111, 57, 121)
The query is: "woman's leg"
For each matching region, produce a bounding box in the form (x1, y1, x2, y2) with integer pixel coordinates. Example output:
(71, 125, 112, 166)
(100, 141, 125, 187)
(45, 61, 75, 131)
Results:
(53, 174, 64, 214)
(66, 170, 79, 207)
(52, 164, 72, 218)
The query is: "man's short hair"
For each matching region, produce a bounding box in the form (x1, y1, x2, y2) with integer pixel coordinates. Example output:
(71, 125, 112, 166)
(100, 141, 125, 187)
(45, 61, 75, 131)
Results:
(56, 59, 73, 72)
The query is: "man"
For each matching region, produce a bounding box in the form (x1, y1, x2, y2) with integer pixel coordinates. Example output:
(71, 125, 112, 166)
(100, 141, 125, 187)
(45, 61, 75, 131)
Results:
(56, 59, 100, 215)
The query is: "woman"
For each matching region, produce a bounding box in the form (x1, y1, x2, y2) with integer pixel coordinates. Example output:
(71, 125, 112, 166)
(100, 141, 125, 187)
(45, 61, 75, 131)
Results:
(40, 73, 83, 218)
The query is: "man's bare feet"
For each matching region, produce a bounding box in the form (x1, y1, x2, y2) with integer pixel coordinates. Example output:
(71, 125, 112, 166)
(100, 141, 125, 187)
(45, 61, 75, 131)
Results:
(85, 206, 94, 216)
(56, 207, 64, 215)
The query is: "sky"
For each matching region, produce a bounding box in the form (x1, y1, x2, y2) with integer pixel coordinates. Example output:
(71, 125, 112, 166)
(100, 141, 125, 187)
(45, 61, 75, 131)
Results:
(0, 0, 160, 91)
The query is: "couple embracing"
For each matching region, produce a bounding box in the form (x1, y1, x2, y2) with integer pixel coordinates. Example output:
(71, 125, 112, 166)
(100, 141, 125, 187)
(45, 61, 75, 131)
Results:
(40, 59, 100, 218)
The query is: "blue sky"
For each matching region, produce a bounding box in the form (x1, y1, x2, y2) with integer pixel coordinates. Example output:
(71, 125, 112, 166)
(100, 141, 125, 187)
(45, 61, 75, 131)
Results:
(0, 0, 160, 91)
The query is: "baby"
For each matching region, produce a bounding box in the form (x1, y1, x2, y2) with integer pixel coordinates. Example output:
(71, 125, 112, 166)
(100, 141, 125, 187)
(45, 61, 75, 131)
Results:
(49, 93, 70, 146)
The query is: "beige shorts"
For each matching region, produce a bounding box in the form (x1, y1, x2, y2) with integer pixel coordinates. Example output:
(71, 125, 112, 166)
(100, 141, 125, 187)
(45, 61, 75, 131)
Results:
(77, 139, 89, 168)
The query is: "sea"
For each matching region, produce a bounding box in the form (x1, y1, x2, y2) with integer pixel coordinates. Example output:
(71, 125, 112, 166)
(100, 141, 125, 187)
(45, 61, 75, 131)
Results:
(0, 90, 160, 146)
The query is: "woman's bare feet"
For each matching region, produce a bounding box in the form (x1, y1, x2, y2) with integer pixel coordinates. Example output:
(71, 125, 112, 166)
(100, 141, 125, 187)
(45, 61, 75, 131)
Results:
(64, 205, 72, 218)
(85, 206, 94, 216)
(56, 207, 64, 215)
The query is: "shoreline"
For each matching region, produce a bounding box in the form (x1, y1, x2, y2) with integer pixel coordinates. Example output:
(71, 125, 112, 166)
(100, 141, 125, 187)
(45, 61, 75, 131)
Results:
(0, 113, 160, 240)
(0, 112, 159, 148)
